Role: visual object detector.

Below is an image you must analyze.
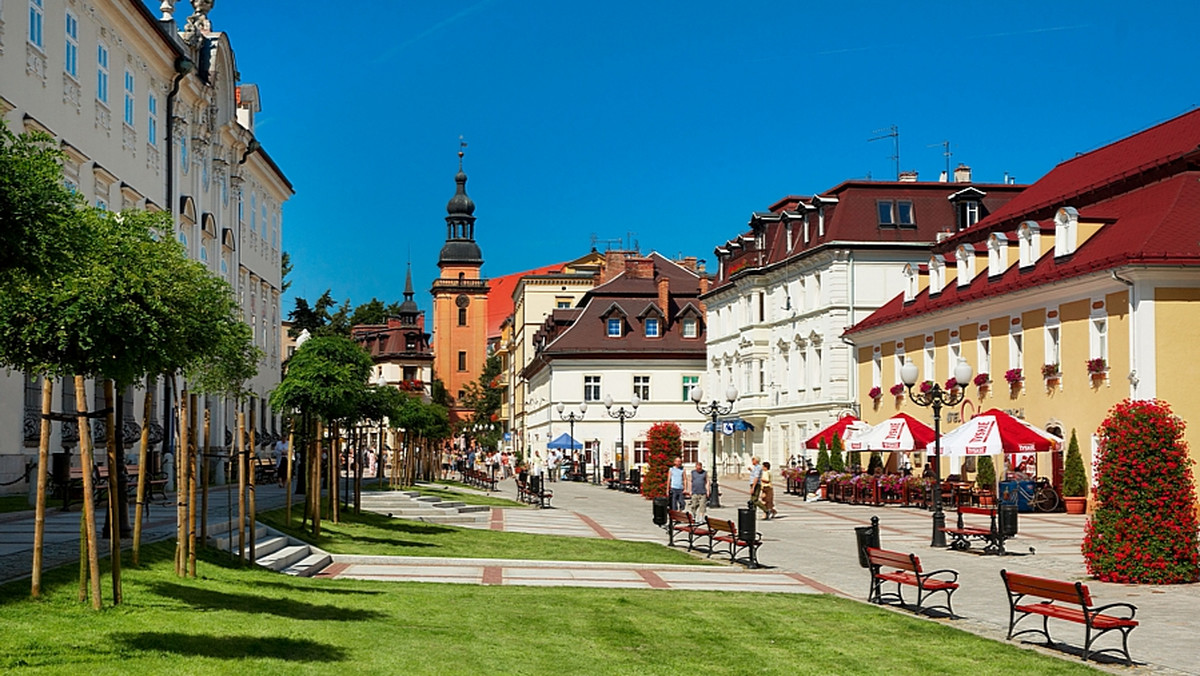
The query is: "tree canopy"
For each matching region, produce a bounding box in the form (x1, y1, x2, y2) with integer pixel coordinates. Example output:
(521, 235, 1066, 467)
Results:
(270, 335, 373, 422)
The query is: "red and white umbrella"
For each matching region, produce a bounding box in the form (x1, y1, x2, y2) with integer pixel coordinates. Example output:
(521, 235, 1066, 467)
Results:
(845, 412, 936, 452)
(936, 408, 1062, 457)
(805, 415, 862, 450)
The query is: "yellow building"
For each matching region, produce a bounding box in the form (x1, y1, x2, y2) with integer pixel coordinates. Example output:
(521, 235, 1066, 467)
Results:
(845, 109, 1200, 505)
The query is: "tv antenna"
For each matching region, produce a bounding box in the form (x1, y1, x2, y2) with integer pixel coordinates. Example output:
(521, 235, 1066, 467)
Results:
(868, 125, 900, 180)
(928, 140, 952, 180)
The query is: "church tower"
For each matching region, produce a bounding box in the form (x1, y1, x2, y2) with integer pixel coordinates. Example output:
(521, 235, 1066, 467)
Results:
(431, 146, 489, 422)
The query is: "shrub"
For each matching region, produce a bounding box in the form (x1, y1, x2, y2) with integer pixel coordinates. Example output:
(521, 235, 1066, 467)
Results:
(829, 433, 845, 473)
(640, 421, 681, 500)
(975, 455, 996, 492)
(1062, 429, 1087, 497)
(1082, 399, 1200, 584)
(815, 438, 830, 474)
(866, 452, 883, 475)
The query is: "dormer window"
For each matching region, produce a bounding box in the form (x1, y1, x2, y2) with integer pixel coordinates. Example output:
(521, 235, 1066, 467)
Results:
(902, 263, 918, 302)
(607, 317, 622, 337)
(929, 255, 946, 295)
(987, 232, 1008, 277)
(877, 200, 915, 227)
(1018, 220, 1040, 268)
(964, 201, 980, 228)
(645, 318, 660, 338)
(681, 317, 698, 338)
(1054, 207, 1079, 258)
(955, 244, 975, 287)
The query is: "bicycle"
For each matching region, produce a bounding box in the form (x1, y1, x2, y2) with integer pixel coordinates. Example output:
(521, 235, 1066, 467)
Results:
(1001, 477, 1060, 512)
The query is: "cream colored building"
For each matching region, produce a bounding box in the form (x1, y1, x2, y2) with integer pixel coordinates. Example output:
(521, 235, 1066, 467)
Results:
(846, 110, 1200, 503)
(0, 1, 291, 492)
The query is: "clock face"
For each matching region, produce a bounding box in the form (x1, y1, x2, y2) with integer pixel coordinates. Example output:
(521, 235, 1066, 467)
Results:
(455, 294, 470, 308)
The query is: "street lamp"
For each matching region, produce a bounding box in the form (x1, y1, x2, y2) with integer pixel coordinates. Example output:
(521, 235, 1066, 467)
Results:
(556, 402, 587, 482)
(901, 358, 973, 548)
(603, 394, 639, 481)
(375, 372, 387, 481)
(691, 384, 738, 508)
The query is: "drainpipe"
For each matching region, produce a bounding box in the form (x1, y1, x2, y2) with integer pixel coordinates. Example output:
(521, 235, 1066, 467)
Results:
(164, 56, 193, 224)
(1111, 269, 1137, 396)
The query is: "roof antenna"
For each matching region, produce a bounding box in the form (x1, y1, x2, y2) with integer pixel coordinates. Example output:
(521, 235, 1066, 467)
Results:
(868, 125, 900, 180)
(928, 140, 952, 181)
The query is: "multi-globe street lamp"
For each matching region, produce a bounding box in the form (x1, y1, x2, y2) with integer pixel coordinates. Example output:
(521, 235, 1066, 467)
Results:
(603, 394, 639, 481)
(690, 385, 738, 509)
(556, 402, 586, 482)
(900, 358, 973, 548)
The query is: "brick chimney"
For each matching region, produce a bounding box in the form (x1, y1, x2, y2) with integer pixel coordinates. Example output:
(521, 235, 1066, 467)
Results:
(953, 163, 972, 183)
(602, 250, 627, 283)
(898, 170, 919, 182)
(657, 276, 670, 321)
(625, 257, 654, 280)
(679, 256, 697, 272)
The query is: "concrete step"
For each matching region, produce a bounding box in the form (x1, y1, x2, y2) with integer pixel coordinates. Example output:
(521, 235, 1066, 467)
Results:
(258, 544, 311, 572)
(431, 501, 466, 509)
(253, 535, 290, 559)
(282, 551, 331, 577)
(413, 496, 441, 503)
(457, 505, 491, 513)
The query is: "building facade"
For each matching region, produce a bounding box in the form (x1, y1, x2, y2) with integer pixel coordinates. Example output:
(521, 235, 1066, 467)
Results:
(702, 175, 1023, 471)
(352, 265, 434, 401)
(846, 109, 1200, 501)
(0, 1, 290, 491)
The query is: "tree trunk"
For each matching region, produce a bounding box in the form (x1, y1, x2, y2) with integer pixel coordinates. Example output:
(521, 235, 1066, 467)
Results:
(103, 381, 122, 604)
(236, 409, 246, 564)
(312, 420, 323, 537)
(187, 393, 198, 578)
(132, 383, 153, 566)
(175, 392, 189, 577)
(31, 376, 52, 597)
(355, 426, 363, 515)
(248, 405, 257, 563)
(200, 404, 210, 544)
(285, 421, 294, 524)
(328, 423, 338, 523)
(74, 376, 102, 608)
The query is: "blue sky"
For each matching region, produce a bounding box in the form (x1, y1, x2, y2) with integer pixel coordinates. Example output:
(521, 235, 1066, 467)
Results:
(158, 1, 1200, 318)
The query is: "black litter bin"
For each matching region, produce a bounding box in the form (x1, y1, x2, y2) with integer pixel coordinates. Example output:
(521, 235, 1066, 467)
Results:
(738, 506, 757, 538)
(854, 516, 881, 568)
(652, 497, 668, 526)
(999, 504, 1019, 537)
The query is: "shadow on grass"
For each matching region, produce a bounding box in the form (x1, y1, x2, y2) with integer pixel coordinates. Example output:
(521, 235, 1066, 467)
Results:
(113, 632, 347, 663)
(149, 582, 388, 621)
(235, 579, 385, 595)
(344, 535, 438, 548)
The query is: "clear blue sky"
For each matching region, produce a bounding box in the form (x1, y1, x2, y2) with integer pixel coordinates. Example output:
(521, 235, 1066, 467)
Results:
(157, 1, 1200, 318)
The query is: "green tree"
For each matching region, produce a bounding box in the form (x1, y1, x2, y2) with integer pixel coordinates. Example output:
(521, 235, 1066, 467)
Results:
(641, 421, 682, 499)
(829, 434, 845, 472)
(280, 251, 294, 293)
(461, 354, 503, 446)
(816, 438, 830, 473)
(1062, 429, 1087, 498)
(975, 455, 996, 492)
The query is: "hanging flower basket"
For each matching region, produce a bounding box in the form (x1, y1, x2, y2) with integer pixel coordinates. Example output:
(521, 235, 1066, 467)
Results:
(1041, 363, 1060, 379)
(1087, 357, 1107, 375)
(889, 383, 905, 397)
(974, 372, 991, 389)
(919, 380, 934, 394)
(1004, 368, 1023, 385)
(868, 386, 883, 400)
(943, 377, 959, 391)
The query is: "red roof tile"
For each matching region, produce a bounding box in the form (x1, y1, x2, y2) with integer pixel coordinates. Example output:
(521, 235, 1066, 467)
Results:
(485, 262, 568, 339)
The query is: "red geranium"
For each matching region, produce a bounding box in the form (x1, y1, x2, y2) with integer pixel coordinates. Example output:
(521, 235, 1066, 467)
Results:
(640, 421, 682, 500)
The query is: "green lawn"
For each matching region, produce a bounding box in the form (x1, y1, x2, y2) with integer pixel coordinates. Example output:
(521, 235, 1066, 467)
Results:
(367, 482, 526, 508)
(0, 496, 32, 514)
(0, 542, 1098, 675)
(258, 507, 707, 565)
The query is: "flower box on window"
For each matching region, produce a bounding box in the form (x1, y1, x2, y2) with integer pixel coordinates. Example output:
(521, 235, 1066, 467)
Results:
(973, 372, 991, 389)
(1004, 368, 1023, 385)
(868, 386, 883, 400)
(1087, 357, 1107, 375)
(1041, 363, 1061, 379)
(889, 383, 905, 397)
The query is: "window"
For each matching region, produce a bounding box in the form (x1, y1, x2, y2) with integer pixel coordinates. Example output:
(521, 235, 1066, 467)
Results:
(180, 134, 188, 173)
(757, 359, 765, 392)
(682, 440, 699, 464)
(607, 317, 622, 338)
(963, 201, 980, 229)
(147, 95, 158, 146)
(878, 200, 915, 227)
(28, 0, 44, 49)
(64, 11, 78, 77)
(457, 351, 467, 371)
(122, 70, 135, 126)
(633, 375, 650, 401)
(1091, 317, 1108, 362)
(924, 344, 935, 382)
(458, 308, 467, 326)
(682, 375, 699, 401)
(897, 201, 914, 226)
(1010, 330, 1023, 371)
(813, 348, 823, 389)
(877, 201, 894, 226)
(872, 353, 882, 388)
(250, 194, 257, 231)
(681, 317, 698, 338)
(583, 375, 601, 402)
(96, 43, 109, 104)
(555, 296, 572, 309)
(644, 317, 660, 338)
(1045, 323, 1061, 367)
(978, 336, 991, 376)
(634, 441, 648, 465)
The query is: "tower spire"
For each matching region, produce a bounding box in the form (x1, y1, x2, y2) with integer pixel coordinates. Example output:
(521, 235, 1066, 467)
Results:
(439, 141, 482, 267)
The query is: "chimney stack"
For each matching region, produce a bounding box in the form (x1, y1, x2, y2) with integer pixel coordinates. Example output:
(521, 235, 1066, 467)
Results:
(657, 277, 670, 323)
(898, 170, 919, 182)
(953, 163, 972, 183)
(602, 250, 628, 284)
(624, 257, 654, 280)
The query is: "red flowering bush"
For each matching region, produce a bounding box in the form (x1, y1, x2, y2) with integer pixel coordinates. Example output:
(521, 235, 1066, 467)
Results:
(1082, 399, 1200, 584)
(640, 421, 681, 500)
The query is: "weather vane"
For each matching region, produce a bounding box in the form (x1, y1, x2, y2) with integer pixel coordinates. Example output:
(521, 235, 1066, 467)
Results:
(458, 135, 468, 168)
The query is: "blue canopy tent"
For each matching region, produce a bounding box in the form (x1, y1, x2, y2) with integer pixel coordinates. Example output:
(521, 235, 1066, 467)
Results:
(702, 419, 756, 434)
(546, 432, 583, 450)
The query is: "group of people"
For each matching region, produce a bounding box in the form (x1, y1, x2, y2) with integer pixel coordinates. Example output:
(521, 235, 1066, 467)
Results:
(528, 449, 586, 481)
(666, 455, 777, 521)
(440, 445, 515, 481)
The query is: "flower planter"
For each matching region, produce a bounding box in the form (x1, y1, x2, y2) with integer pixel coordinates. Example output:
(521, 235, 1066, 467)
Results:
(819, 483, 827, 500)
(1064, 495, 1087, 514)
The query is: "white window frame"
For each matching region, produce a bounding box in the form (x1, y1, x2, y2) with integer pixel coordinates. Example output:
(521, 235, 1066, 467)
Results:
(682, 375, 699, 402)
(948, 340, 962, 378)
(1045, 319, 1061, 369)
(923, 342, 935, 382)
(813, 348, 823, 391)
(148, 94, 158, 146)
(978, 334, 992, 377)
(644, 317, 660, 338)
(681, 317, 698, 338)
(96, 43, 109, 105)
(583, 375, 601, 402)
(871, 352, 882, 389)
(1090, 315, 1108, 363)
(64, 10, 78, 78)
(894, 347, 905, 386)
(633, 375, 650, 402)
(29, 0, 44, 49)
(606, 317, 622, 338)
(123, 70, 135, 127)
(1009, 327, 1024, 372)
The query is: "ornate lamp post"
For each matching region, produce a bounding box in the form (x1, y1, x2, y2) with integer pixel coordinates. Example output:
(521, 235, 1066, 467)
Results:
(556, 402, 586, 481)
(901, 358, 973, 548)
(603, 394, 639, 481)
(691, 385, 738, 508)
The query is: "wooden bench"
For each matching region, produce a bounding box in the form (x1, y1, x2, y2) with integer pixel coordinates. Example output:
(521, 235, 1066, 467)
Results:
(942, 505, 1012, 555)
(865, 547, 959, 617)
(666, 509, 712, 552)
(705, 517, 762, 568)
(251, 457, 276, 484)
(1000, 569, 1138, 665)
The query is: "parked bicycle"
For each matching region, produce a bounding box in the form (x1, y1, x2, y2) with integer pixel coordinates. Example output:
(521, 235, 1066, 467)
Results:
(1001, 477, 1060, 512)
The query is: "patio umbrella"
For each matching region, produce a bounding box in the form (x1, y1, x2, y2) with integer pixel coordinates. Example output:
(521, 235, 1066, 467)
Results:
(804, 415, 861, 450)
(546, 432, 583, 450)
(936, 409, 1062, 457)
(845, 412, 936, 452)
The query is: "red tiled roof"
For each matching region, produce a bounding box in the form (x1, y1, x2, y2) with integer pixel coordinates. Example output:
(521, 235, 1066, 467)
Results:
(941, 108, 1200, 248)
(847, 171, 1200, 334)
(486, 262, 568, 339)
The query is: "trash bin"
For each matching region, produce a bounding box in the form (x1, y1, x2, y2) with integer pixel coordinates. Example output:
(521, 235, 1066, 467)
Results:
(999, 504, 1019, 537)
(738, 506, 757, 540)
(530, 474, 542, 494)
(653, 497, 669, 526)
(999, 480, 1034, 512)
(854, 516, 881, 568)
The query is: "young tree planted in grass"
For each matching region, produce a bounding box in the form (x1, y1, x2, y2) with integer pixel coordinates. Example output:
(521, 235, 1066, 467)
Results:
(1082, 399, 1200, 584)
(641, 422, 682, 500)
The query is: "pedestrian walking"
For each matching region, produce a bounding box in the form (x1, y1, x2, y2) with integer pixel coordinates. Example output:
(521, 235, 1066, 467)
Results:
(668, 457, 686, 512)
(748, 456, 764, 511)
(688, 461, 709, 519)
(760, 461, 776, 519)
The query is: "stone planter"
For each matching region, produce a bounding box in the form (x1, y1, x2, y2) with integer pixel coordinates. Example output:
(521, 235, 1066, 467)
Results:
(1063, 495, 1087, 514)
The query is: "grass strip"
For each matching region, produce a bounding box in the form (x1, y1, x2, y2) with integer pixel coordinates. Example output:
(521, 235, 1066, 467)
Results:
(0, 541, 1098, 675)
(0, 496, 32, 514)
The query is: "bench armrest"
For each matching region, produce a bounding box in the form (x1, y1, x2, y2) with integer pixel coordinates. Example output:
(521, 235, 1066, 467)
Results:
(919, 568, 960, 583)
(1089, 602, 1138, 620)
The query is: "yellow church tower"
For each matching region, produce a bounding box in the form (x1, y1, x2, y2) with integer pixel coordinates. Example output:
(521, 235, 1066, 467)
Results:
(431, 146, 490, 423)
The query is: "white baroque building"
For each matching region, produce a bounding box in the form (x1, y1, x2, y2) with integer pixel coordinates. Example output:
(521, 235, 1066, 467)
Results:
(703, 174, 1024, 470)
(0, 0, 291, 493)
